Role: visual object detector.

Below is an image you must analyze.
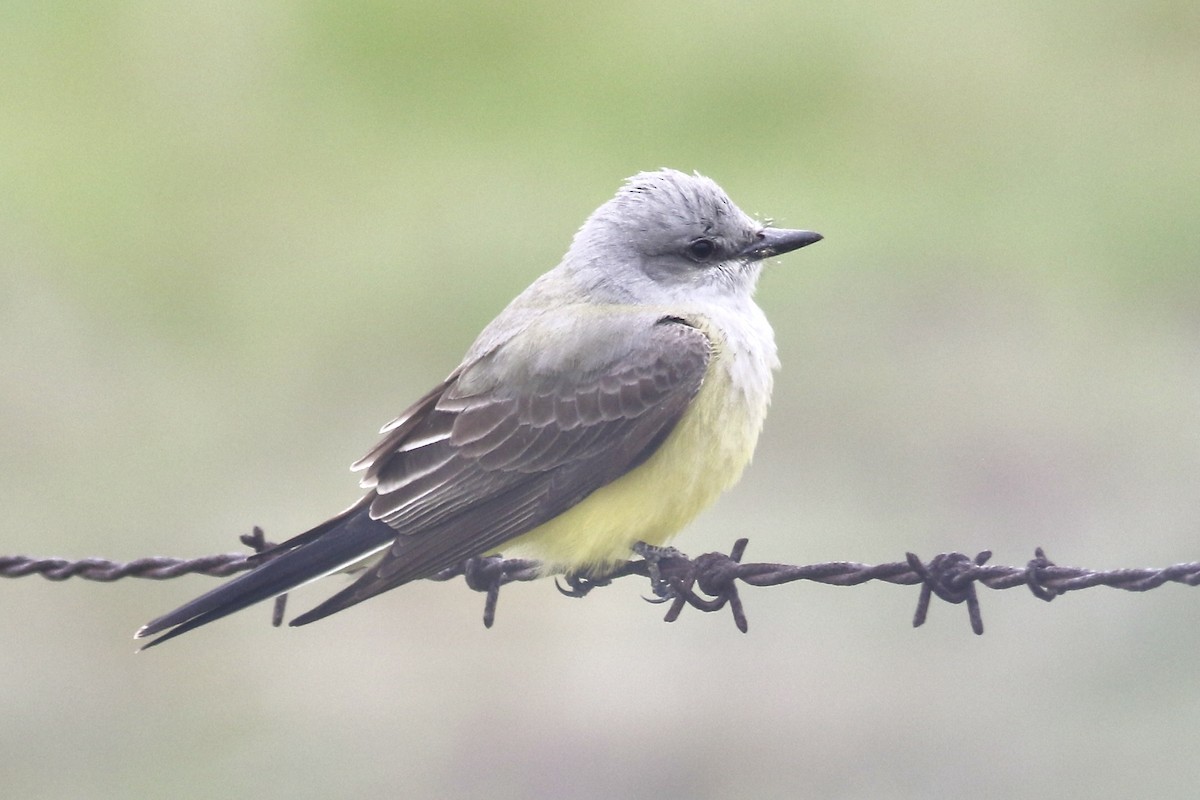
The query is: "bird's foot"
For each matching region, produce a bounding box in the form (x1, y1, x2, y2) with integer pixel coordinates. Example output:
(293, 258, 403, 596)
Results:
(633, 541, 688, 602)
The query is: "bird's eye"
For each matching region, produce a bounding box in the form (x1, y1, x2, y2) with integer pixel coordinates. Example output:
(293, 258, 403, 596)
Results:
(684, 238, 718, 263)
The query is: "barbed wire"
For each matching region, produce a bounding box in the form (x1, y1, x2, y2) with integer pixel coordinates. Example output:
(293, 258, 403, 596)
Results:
(2, 529, 1198, 634)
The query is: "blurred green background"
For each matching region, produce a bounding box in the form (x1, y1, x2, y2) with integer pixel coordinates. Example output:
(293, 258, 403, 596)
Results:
(2, 2, 1198, 798)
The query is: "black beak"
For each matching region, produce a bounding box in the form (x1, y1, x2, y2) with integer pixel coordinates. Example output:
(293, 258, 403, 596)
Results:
(740, 228, 823, 262)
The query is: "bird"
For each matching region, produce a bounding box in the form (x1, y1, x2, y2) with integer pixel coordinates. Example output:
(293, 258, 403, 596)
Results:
(136, 168, 822, 647)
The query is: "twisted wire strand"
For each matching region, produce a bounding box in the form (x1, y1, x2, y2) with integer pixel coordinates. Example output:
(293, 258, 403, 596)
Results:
(3, 531, 1198, 633)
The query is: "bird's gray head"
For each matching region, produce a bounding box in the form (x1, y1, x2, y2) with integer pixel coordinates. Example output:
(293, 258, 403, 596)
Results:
(562, 169, 821, 304)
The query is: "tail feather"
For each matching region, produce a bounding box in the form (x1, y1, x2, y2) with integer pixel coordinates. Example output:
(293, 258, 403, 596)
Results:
(135, 506, 397, 649)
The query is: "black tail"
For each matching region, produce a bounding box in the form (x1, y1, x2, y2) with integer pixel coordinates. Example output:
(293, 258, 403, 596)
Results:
(135, 504, 397, 649)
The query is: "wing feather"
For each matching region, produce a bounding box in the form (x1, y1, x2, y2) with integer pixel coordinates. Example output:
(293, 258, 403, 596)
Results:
(288, 315, 713, 626)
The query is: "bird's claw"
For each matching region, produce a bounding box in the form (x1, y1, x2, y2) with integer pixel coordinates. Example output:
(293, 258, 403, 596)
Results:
(555, 572, 611, 598)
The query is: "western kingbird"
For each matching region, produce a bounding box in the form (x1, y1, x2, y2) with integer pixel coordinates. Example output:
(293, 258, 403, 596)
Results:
(136, 168, 821, 647)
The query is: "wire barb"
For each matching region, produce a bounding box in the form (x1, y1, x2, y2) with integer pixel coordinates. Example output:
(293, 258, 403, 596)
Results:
(427, 555, 541, 629)
(231, 527, 290, 626)
(4, 534, 1200, 634)
(908, 551, 991, 635)
(653, 539, 750, 632)
(1025, 547, 1063, 602)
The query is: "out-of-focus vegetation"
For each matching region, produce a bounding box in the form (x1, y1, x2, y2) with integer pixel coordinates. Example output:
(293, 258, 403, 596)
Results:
(2, 3, 1197, 799)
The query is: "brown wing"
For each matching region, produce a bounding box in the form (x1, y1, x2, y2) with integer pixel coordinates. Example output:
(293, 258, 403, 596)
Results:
(288, 315, 712, 625)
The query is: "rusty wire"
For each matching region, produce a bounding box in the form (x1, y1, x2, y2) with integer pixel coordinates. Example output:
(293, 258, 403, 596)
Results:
(3, 530, 1198, 634)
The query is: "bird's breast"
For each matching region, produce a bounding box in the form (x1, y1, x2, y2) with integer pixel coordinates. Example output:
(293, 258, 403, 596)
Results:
(502, 302, 777, 574)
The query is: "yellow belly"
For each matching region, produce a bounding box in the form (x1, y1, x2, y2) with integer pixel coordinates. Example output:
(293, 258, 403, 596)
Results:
(499, 355, 768, 574)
